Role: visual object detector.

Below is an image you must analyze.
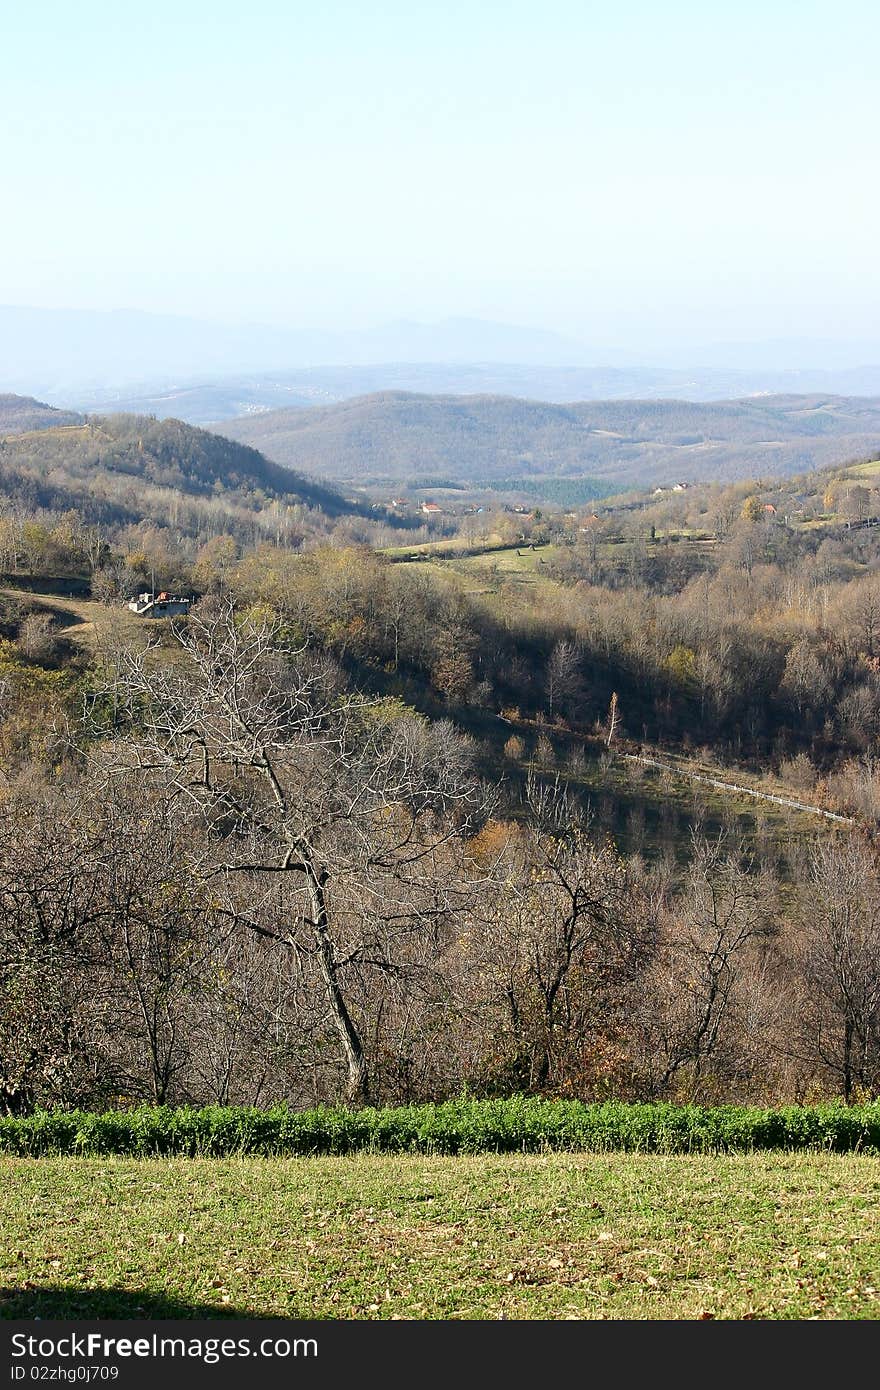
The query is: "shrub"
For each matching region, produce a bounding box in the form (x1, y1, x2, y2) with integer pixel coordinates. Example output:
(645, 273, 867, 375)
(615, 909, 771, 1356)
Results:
(0, 1099, 878, 1157)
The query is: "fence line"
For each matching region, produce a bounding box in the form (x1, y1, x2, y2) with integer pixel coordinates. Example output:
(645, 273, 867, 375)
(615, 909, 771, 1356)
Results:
(621, 753, 856, 826)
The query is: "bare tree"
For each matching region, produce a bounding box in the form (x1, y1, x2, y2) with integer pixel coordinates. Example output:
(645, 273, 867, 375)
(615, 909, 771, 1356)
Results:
(92, 599, 486, 1104)
(639, 834, 778, 1099)
(605, 691, 620, 749)
(0, 794, 109, 1113)
(780, 639, 832, 720)
(795, 837, 880, 1100)
(465, 788, 657, 1094)
(187, 928, 303, 1105)
(18, 611, 56, 662)
(88, 784, 235, 1104)
(546, 639, 581, 721)
(851, 579, 880, 660)
(81, 525, 108, 577)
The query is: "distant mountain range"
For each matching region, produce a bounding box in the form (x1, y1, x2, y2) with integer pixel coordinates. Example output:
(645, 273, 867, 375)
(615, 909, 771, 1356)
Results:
(6, 304, 880, 411)
(0, 307, 598, 397)
(60, 362, 880, 425)
(212, 391, 880, 490)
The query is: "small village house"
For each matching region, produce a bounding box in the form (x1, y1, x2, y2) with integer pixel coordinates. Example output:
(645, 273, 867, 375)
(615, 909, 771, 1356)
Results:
(127, 591, 191, 618)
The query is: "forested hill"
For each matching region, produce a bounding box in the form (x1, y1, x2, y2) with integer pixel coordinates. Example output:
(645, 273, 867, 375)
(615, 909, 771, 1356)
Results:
(0, 393, 84, 434)
(0, 411, 363, 538)
(212, 390, 880, 488)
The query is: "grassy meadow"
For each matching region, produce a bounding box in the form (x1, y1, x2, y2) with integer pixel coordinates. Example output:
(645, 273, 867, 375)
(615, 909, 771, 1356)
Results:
(2, 1152, 879, 1320)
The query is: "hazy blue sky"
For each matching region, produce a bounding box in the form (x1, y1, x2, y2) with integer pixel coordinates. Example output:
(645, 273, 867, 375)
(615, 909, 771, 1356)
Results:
(2, 0, 877, 352)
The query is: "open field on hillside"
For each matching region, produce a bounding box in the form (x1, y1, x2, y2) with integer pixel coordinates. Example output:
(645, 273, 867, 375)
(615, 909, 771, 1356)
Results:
(2, 1153, 878, 1319)
(846, 457, 880, 479)
(1, 587, 145, 649)
(456, 542, 567, 582)
(391, 543, 568, 599)
(382, 537, 491, 559)
(1, 423, 90, 444)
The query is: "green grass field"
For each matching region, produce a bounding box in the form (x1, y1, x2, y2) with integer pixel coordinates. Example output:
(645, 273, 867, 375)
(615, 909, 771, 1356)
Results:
(455, 543, 566, 586)
(391, 541, 564, 578)
(2, 1153, 879, 1320)
(390, 544, 568, 605)
(846, 458, 880, 479)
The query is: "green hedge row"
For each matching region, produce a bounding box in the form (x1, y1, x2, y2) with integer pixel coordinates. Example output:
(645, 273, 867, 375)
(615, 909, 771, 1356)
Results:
(1, 1098, 879, 1156)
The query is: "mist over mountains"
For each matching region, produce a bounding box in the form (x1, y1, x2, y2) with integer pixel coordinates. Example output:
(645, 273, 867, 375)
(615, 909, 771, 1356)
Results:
(5, 305, 880, 416)
(0, 307, 596, 398)
(8, 304, 880, 493)
(60, 361, 880, 426)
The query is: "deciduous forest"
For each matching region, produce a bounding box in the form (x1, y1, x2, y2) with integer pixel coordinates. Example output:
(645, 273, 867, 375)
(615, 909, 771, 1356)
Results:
(2, 400, 880, 1114)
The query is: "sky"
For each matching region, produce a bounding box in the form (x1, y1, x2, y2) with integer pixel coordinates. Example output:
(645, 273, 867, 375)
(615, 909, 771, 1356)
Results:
(2, 0, 878, 357)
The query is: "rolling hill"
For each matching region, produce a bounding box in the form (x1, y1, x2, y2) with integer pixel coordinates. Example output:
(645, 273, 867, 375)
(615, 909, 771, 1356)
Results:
(211, 391, 880, 490)
(0, 405, 366, 540)
(0, 394, 84, 434)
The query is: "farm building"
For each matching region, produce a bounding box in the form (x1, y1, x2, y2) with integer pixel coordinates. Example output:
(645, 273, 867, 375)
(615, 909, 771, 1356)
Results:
(127, 591, 191, 618)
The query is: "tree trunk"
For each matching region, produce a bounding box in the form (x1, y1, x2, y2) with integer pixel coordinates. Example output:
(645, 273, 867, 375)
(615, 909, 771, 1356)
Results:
(306, 864, 369, 1106)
